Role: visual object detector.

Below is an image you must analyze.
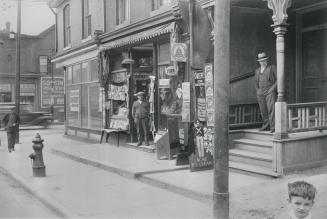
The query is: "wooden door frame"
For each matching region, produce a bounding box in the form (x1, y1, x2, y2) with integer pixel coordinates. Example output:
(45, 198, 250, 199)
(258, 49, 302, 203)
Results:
(295, 2, 327, 102)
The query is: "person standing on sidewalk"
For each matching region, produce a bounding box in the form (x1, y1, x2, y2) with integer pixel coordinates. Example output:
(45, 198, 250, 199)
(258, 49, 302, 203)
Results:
(132, 91, 150, 146)
(254, 52, 277, 132)
(2, 106, 20, 152)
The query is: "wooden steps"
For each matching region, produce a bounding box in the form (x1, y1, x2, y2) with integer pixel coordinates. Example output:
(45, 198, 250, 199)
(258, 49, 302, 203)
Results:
(229, 130, 279, 177)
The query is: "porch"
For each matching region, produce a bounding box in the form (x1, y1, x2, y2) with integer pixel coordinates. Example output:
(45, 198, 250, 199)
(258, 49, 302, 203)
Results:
(229, 102, 327, 176)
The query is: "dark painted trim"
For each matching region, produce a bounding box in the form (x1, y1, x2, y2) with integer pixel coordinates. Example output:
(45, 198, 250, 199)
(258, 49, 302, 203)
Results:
(230, 71, 254, 83)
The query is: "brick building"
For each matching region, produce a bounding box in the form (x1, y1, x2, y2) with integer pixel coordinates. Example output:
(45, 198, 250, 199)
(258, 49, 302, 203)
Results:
(0, 23, 64, 120)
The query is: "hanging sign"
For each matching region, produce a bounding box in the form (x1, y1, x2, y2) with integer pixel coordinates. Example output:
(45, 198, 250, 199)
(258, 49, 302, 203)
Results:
(165, 66, 177, 76)
(189, 121, 213, 172)
(112, 71, 127, 83)
(171, 43, 187, 62)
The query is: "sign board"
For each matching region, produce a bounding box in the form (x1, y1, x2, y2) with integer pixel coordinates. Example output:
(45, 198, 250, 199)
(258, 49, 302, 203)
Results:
(40, 77, 64, 108)
(112, 71, 127, 83)
(171, 43, 187, 62)
(20, 84, 36, 96)
(159, 79, 170, 88)
(69, 89, 80, 112)
(165, 66, 177, 76)
(0, 84, 11, 92)
(189, 123, 214, 172)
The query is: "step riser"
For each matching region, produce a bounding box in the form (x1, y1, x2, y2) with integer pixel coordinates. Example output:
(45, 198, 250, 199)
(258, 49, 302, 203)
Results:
(234, 143, 272, 154)
(243, 133, 273, 141)
(229, 155, 272, 168)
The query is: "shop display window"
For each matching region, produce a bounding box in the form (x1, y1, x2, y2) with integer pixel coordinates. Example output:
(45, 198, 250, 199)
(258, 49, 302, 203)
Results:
(0, 93, 12, 102)
(67, 85, 81, 127)
(66, 59, 102, 130)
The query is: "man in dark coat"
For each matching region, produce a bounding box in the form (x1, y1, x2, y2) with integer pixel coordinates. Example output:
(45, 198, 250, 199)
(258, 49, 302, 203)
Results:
(132, 91, 150, 146)
(254, 52, 277, 132)
(2, 106, 20, 152)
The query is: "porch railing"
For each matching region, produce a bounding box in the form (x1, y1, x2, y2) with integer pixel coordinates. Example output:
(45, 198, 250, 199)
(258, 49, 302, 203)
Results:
(287, 101, 327, 133)
(229, 103, 261, 129)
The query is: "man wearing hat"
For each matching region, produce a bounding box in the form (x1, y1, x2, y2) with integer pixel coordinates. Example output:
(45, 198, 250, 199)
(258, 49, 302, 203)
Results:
(132, 91, 150, 146)
(254, 52, 277, 132)
(2, 106, 20, 152)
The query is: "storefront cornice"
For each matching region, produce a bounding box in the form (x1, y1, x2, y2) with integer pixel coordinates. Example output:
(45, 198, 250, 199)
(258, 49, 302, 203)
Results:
(99, 10, 175, 45)
(51, 44, 98, 67)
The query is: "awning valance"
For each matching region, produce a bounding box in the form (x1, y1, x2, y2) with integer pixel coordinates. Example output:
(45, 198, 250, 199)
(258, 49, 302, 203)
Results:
(100, 22, 175, 51)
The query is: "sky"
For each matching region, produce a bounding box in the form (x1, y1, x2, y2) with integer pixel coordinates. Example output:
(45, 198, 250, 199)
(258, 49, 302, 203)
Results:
(0, 0, 55, 35)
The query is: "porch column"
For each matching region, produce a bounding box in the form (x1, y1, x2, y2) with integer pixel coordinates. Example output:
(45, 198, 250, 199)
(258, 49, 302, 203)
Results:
(213, 0, 230, 218)
(264, 0, 292, 139)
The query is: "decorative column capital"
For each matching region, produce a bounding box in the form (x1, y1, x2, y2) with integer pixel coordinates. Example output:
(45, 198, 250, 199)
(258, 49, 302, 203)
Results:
(263, 0, 292, 25)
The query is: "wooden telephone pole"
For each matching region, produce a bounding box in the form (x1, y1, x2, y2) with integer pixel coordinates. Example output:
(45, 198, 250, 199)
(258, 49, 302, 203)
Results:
(14, 0, 22, 143)
(213, 0, 230, 218)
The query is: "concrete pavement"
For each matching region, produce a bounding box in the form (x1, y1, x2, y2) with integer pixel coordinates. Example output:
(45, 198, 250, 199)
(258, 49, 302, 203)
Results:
(0, 126, 327, 218)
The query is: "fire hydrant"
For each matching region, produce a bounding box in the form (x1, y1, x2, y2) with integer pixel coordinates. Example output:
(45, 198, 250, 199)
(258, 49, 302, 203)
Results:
(29, 133, 46, 177)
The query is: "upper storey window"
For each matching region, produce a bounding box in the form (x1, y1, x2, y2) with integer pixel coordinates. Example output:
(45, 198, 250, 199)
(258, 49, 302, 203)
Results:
(152, 0, 172, 11)
(63, 4, 71, 48)
(82, 0, 92, 39)
(116, 0, 130, 26)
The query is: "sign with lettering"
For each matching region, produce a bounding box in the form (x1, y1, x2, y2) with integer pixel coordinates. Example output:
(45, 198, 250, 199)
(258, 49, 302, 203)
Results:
(0, 84, 11, 92)
(171, 43, 187, 62)
(189, 122, 213, 172)
(112, 71, 127, 83)
(69, 89, 80, 112)
(205, 63, 214, 127)
(165, 66, 177, 76)
(20, 84, 36, 96)
(41, 77, 64, 108)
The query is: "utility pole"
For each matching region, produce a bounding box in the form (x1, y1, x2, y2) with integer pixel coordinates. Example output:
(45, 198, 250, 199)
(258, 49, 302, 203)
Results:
(213, 0, 230, 218)
(15, 0, 22, 143)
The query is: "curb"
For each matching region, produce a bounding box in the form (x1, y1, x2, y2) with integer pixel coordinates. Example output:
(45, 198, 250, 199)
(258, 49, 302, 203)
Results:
(50, 148, 211, 204)
(0, 166, 80, 219)
(137, 174, 212, 204)
(51, 149, 136, 179)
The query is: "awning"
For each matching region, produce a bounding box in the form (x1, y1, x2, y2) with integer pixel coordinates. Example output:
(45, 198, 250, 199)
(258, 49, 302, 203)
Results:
(100, 22, 175, 51)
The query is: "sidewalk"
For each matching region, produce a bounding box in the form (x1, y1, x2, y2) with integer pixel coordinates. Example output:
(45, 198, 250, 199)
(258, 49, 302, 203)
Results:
(0, 127, 327, 218)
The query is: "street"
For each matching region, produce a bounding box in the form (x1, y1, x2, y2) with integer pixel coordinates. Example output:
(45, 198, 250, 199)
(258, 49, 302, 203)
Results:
(0, 126, 212, 219)
(0, 171, 58, 218)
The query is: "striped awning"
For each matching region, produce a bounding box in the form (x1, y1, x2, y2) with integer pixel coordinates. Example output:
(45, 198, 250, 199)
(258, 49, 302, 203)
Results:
(100, 22, 175, 51)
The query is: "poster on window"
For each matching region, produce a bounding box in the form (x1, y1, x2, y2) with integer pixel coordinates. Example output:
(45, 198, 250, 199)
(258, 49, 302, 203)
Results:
(70, 89, 80, 112)
(41, 77, 64, 108)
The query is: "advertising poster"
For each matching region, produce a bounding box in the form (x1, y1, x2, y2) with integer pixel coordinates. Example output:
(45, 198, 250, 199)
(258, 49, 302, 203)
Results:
(189, 121, 213, 172)
(69, 89, 80, 112)
(41, 77, 64, 108)
(171, 43, 187, 62)
(194, 71, 206, 122)
(205, 63, 214, 127)
(182, 82, 190, 122)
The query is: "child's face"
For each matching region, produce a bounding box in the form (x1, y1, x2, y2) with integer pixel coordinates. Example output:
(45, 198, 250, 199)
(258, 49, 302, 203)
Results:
(289, 196, 314, 218)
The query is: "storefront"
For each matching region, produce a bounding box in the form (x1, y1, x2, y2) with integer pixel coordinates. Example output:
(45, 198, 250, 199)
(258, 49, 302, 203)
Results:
(0, 75, 39, 110)
(98, 22, 189, 146)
